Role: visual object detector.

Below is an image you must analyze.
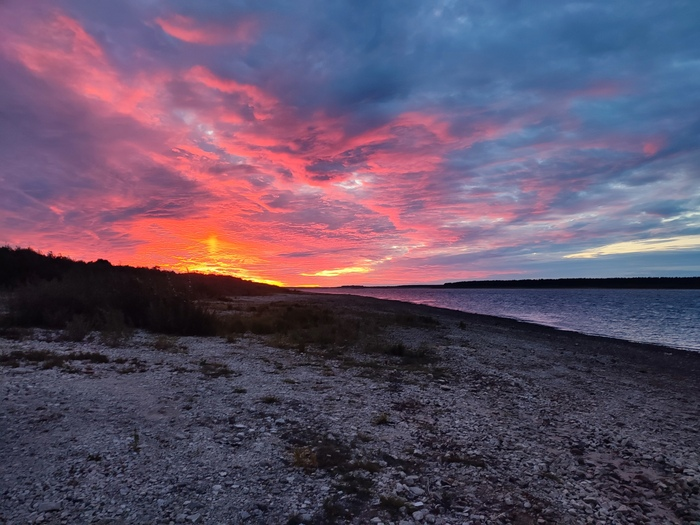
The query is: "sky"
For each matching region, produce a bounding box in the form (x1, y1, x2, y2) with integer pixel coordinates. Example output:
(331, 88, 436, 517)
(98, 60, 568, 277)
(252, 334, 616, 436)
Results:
(1, 1, 699, 286)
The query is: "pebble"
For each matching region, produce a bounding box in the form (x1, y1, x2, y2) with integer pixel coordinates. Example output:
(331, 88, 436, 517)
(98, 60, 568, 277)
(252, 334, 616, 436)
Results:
(1, 304, 698, 525)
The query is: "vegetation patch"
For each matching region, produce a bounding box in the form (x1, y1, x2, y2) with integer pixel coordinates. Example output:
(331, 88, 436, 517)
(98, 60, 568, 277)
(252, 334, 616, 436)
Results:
(152, 335, 186, 353)
(199, 359, 234, 378)
(0, 349, 110, 370)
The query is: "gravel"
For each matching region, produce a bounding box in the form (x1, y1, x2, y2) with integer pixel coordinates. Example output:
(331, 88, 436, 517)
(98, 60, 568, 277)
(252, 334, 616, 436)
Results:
(1, 294, 699, 525)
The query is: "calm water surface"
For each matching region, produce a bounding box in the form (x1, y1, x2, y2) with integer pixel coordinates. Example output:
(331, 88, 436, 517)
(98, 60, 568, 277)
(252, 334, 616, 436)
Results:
(309, 288, 700, 352)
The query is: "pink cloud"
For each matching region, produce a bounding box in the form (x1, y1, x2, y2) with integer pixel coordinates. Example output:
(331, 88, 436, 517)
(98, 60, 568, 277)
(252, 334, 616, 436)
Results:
(155, 14, 258, 46)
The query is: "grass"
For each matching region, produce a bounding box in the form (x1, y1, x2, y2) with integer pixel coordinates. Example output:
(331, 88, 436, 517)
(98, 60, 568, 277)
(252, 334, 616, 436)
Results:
(292, 446, 318, 470)
(372, 412, 390, 425)
(379, 494, 407, 511)
(221, 301, 442, 359)
(199, 359, 234, 378)
(130, 429, 140, 453)
(4, 267, 221, 337)
(0, 349, 110, 369)
(152, 335, 186, 353)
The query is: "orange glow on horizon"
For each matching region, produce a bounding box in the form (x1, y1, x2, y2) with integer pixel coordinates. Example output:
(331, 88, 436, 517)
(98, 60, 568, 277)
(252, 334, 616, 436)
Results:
(2, 4, 695, 288)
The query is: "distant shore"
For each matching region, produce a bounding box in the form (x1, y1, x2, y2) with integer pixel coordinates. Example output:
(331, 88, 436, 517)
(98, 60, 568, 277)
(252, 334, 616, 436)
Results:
(329, 276, 700, 289)
(2, 292, 699, 524)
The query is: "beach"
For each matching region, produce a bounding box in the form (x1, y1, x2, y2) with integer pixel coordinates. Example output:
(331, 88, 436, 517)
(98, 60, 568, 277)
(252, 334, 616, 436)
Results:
(1, 293, 699, 525)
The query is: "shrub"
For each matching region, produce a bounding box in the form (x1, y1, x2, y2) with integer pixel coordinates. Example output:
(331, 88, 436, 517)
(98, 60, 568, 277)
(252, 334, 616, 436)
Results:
(372, 412, 390, 425)
(292, 446, 318, 470)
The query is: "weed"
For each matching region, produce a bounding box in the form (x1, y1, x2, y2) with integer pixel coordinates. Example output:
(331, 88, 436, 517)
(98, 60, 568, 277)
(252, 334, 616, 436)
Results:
(353, 460, 382, 473)
(87, 453, 102, 461)
(199, 359, 234, 378)
(338, 472, 374, 499)
(0, 326, 33, 341)
(68, 351, 110, 363)
(62, 314, 91, 342)
(292, 446, 318, 470)
(130, 429, 140, 453)
(118, 357, 147, 374)
(99, 309, 133, 347)
(379, 494, 406, 512)
(152, 335, 183, 353)
(372, 412, 390, 425)
(260, 395, 279, 404)
(0, 349, 109, 370)
(233, 387, 247, 394)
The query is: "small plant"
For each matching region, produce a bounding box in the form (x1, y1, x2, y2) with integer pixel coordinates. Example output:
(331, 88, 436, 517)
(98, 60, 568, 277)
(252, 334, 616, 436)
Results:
(379, 494, 406, 512)
(87, 453, 102, 461)
(152, 335, 184, 353)
(199, 359, 234, 378)
(99, 309, 133, 347)
(233, 386, 247, 394)
(130, 429, 140, 453)
(388, 342, 406, 356)
(292, 446, 318, 470)
(0, 327, 33, 341)
(62, 314, 91, 342)
(372, 412, 390, 425)
(261, 395, 279, 404)
(458, 320, 467, 330)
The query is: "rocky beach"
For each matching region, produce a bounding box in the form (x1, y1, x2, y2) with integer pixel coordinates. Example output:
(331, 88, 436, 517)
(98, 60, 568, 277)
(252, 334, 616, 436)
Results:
(1, 292, 699, 525)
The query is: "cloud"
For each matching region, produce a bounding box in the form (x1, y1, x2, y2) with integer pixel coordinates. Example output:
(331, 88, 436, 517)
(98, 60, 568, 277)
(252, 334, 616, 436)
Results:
(155, 14, 258, 46)
(564, 235, 700, 259)
(0, 0, 699, 284)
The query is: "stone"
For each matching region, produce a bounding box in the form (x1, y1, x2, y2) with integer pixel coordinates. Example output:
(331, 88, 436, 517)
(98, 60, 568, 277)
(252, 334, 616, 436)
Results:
(36, 502, 61, 513)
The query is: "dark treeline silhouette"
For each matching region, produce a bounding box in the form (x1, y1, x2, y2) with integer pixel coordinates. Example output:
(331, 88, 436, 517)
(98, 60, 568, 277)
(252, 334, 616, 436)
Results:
(441, 277, 700, 289)
(0, 246, 283, 336)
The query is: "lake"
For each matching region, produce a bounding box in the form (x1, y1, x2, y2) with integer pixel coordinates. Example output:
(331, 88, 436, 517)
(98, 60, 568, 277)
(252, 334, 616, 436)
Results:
(308, 287, 700, 352)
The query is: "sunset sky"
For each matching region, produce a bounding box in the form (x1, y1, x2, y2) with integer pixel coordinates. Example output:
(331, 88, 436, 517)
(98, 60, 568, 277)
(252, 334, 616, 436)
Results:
(1, 1, 699, 286)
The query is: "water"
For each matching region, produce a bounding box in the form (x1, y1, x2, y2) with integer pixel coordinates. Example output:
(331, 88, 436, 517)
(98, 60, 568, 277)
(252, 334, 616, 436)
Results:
(308, 287, 700, 352)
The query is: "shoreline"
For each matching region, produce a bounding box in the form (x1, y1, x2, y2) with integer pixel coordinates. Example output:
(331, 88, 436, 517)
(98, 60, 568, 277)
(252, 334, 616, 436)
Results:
(2, 293, 699, 524)
(304, 289, 700, 354)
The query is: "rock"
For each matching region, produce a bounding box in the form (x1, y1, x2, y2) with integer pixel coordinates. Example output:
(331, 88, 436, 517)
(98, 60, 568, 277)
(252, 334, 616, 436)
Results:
(36, 502, 61, 513)
(413, 509, 426, 521)
(410, 486, 425, 496)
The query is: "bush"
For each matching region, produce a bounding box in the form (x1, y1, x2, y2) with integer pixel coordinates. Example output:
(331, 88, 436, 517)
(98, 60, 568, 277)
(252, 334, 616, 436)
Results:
(6, 271, 220, 336)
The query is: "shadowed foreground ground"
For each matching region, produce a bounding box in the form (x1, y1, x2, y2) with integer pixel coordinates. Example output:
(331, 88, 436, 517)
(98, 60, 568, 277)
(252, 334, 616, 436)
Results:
(1, 293, 699, 524)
